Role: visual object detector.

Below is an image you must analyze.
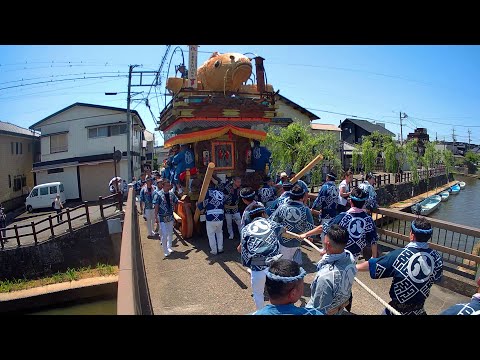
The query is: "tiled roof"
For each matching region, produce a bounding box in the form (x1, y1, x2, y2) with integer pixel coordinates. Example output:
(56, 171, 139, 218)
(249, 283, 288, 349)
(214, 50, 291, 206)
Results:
(0, 121, 39, 137)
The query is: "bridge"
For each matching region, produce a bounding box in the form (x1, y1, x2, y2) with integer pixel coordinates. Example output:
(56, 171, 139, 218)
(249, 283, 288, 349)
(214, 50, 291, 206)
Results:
(117, 188, 480, 315)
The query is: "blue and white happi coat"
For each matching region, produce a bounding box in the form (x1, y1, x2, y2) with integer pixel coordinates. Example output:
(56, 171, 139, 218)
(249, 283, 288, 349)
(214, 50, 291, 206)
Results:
(241, 200, 264, 229)
(269, 200, 315, 248)
(323, 208, 378, 258)
(153, 190, 179, 223)
(252, 304, 324, 315)
(197, 188, 225, 222)
(257, 184, 277, 205)
(440, 294, 480, 315)
(368, 241, 443, 315)
(240, 218, 282, 272)
(266, 192, 290, 216)
(217, 181, 241, 214)
(306, 250, 357, 314)
(358, 181, 378, 210)
(312, 181, 339, 220)
(139, 186, 156, 210)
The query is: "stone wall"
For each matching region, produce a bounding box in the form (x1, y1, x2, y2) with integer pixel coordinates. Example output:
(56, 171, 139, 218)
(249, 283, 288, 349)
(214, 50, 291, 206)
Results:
(0, 219, 120, 281)
(376, 174, 454, 207)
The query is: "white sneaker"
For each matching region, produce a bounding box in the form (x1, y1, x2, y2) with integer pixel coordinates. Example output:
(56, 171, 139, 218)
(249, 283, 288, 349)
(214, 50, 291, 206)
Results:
(168, 248, 173, 254)
(210, 250, 218, 255)
(228, 234, 234, 240)
(164, 252, 170, 257)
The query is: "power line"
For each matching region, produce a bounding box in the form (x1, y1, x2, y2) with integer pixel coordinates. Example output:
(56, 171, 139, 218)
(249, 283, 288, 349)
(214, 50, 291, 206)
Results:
(0, 71, 127, 86)
(410, 115, 480, 128)
(0, 74, 128, 91)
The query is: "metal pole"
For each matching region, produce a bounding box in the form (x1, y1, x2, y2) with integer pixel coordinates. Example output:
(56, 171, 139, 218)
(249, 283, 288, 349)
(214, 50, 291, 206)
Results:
(127, 65, 133, 184)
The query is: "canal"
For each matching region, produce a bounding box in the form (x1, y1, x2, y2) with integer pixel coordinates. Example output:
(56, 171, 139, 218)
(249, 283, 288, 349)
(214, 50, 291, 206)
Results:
(429, 175, 480, 228)
(28, 296, 116, 315)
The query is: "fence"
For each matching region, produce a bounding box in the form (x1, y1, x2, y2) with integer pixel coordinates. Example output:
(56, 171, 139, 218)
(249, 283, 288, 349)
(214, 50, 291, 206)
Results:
(0, 192, 122, 250)
(373, 207, 480, 280)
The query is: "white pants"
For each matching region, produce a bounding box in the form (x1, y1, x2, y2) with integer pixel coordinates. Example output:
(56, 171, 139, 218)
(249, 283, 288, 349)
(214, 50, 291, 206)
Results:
(279, 244, 299, 261)
(251, 268, 269, 310)
(160, 221, 174, 256)
(206, 221, 224, 254)
(225, 212, 241, 238)
(144, 208, 156, 236)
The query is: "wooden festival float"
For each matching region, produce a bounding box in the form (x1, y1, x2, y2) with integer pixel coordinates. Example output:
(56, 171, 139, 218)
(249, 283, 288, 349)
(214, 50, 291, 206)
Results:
(158, 46, 277, 239)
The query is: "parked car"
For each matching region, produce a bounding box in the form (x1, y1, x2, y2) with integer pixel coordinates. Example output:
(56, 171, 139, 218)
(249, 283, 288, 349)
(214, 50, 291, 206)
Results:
(25, 182, 66, 212)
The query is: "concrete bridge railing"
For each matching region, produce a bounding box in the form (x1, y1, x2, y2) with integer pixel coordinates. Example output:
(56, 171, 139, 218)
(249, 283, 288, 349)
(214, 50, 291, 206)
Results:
(117, 188, 152, 315)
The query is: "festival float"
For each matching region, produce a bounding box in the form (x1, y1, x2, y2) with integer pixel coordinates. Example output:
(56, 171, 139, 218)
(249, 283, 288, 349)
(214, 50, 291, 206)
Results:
(157, 46, 277, 238)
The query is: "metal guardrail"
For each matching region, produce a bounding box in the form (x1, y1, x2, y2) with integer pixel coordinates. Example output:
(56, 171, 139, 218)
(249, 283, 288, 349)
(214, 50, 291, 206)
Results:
(0, 192, 123, 250)
(373, 207, 480, 280)
(117, 188, 152, 315)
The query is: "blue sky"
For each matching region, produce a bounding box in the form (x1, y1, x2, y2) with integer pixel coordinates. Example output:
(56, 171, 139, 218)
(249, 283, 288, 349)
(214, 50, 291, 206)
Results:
(1, 45, 479, 146)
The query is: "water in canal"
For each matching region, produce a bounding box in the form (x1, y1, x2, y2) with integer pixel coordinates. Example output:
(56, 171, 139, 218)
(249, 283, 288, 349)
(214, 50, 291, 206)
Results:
(27, 296, 116, 315)
(428, 175, 480, 228)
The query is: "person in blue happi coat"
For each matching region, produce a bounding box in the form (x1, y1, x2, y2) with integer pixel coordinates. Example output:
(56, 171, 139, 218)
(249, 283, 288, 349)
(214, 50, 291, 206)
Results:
(356, 217, 443, 315)
(252, 259, 324, 315)
(440, 277, 480, 315)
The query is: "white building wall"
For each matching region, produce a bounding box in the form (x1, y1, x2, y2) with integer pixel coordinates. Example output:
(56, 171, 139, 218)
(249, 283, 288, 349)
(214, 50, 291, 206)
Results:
(35, 166, 79, 200)
(35, 106, 144, 162)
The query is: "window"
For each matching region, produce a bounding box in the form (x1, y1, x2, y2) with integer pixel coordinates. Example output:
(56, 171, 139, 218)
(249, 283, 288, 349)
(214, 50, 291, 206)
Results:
(59, 184, 64, 193)
(47, 168, 64, 174)
(40, 187, 48, 196)
(49, 186, 57, 194)
(50, 133, 68, 153)
(110, 124, 126, 136)
(20, 142, 22, 154)
(16, 142, 19, 154)
(88, 126, 109, 139)
(8, 175, 11, 188)
(30, 188, 38, 197)
(13, 177, 22, 192)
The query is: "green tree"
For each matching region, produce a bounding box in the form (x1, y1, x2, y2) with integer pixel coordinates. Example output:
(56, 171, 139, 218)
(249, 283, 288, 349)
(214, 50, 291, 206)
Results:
(384, 141, 399, 173)
(422, 141, 440, 190)
(352, 144, 361, 173)
(405, 139, 420, 186)
(442, 149, 454, 183)
(361, 139, 376, 174)
(264, 123, 341, 185)
(465, 150, 480, 164)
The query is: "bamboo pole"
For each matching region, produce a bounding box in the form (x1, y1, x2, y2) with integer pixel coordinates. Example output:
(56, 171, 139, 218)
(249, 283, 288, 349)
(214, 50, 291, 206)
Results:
(290, 154, 324, 184)
(193, 162, 215, 223)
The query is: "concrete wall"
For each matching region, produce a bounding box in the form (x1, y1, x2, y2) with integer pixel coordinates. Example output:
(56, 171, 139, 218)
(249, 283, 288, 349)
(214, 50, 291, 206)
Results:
(0, 219, 119, 281)
(376, 174, 454, 207)
(0, 134, 37, 205)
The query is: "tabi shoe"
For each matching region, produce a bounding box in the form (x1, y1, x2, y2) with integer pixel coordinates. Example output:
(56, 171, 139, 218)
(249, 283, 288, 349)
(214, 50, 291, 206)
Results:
(228, 234, 234, 240)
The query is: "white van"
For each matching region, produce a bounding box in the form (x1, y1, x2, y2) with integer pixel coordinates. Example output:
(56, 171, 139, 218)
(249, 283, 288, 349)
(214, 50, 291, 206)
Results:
(25, 182, 66, 212)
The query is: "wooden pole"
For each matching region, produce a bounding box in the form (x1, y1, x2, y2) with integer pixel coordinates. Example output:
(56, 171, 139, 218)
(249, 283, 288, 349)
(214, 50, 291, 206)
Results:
(193, 162, 215, 223)
(14, 224, 20, 247)
(99, 196, 105, 219)
(66, 208, 73, 233)
(84, 201, 91, 224)
(31, 221, 37, 245)
(290, 154, 323, 184)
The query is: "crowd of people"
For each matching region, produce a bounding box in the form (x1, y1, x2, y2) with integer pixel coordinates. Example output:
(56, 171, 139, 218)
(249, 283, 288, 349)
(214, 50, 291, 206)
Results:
(133, 166, 477, 316)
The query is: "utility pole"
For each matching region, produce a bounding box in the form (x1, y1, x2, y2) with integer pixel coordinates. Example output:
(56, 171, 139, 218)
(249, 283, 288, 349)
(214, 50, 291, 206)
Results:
(399, 112, 408, 145)
(452, 127, 456, 143)
(468, 128, 472, 147)
(126, 65, 135, 184)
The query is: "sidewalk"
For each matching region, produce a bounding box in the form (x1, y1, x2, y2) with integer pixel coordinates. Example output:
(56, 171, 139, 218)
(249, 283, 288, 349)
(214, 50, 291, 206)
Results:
(139, 216, 470, 315)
